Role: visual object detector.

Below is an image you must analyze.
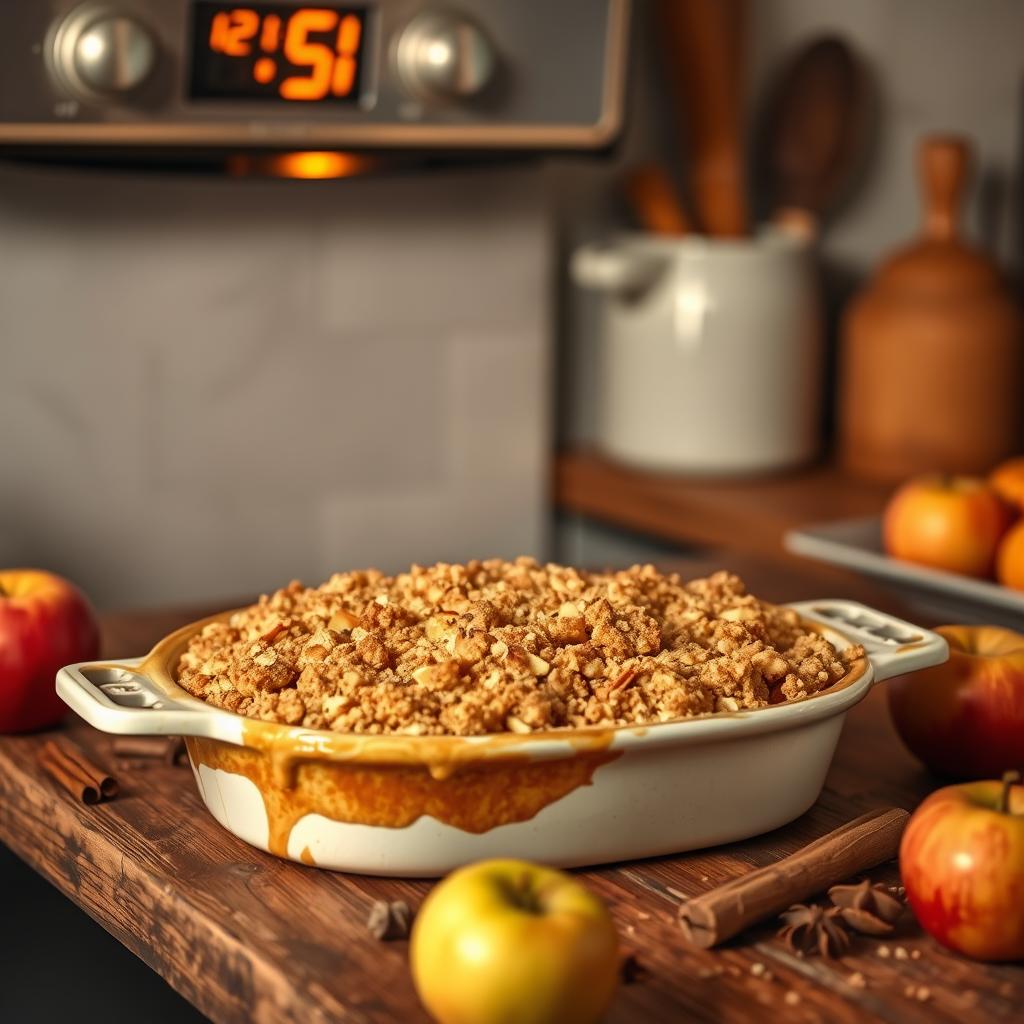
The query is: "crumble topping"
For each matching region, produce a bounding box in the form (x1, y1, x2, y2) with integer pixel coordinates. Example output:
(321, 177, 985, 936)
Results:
(176, 559, 862, 735)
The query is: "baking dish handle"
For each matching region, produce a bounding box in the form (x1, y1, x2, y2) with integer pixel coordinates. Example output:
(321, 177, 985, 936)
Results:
(56, 660, 218, 737)
(786, 600, 948, 683)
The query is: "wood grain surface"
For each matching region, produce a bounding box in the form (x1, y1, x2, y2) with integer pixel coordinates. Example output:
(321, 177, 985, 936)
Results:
(1, 555, 1020, 1024)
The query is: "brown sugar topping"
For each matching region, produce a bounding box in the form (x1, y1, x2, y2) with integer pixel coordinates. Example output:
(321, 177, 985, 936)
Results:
(176, 559, 861, 736)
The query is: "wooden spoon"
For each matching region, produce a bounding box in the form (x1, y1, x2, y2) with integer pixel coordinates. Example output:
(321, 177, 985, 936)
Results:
(758, 35, 871, 238)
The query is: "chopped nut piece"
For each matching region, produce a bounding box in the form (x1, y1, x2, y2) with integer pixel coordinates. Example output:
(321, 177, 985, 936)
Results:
(904, 985, 931, 1002)
(894, 945, 909, 960)
(505, 715, 531, 734)
(329, 609, 361, 632)
(527, 653, 551, 676)
(876, 945, 891, 958)
(847, 972, 867, 989)
(610, 667, 639, 693)
(259, 620, 287, 643)
(697, 965, 724, 980)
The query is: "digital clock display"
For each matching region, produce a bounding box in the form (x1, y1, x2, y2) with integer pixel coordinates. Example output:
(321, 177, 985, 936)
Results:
(190, 3, 368, 102)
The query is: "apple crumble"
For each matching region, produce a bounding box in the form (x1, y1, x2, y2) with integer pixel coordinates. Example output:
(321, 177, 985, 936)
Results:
(176, 560, 863, 735)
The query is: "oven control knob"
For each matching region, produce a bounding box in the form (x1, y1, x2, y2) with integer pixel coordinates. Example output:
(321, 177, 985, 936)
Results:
(56, 14, 157, 96)
(395, 12, 496, 102)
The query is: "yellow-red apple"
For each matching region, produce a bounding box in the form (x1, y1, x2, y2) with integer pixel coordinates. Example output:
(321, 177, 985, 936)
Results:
(901, 772, 1024, 962)
(410, 858, 620, 1024)
(0, 569, 100, 733)
(883, 475, 1012, 578)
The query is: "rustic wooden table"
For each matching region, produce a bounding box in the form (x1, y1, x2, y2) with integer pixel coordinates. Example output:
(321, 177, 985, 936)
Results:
(0, 554, 1020, 1024)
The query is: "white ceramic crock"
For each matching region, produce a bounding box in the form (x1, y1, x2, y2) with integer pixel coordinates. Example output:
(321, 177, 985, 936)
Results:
(57, 600, 946, 878)
(571, 230, 822, 474)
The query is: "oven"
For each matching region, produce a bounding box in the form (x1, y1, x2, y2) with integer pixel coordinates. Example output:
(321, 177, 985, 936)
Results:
(0, 1, 630, 608)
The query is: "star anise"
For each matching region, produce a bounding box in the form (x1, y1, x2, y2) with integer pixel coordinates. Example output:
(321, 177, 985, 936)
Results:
(828, 880, 904, 936)
(366, 899, 413, 941)
(778, 904, 851, 958)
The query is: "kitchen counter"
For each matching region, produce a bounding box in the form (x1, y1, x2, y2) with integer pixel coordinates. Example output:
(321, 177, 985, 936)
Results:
(0, 554, 1019, 1023)
(555, 449, 892, 558)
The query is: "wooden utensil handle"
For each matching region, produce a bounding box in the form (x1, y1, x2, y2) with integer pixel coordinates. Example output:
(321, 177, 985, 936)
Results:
(920, 135, 970, 241)
(623, 163, 692, 236)
(659, 0, 748, 237)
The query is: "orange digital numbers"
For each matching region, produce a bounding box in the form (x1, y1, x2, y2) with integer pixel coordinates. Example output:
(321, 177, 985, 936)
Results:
(280, 9, 338, 100)
(209, 8, 260, 57)
(203, 6, 364, 102)
(332, 14, 362, 98)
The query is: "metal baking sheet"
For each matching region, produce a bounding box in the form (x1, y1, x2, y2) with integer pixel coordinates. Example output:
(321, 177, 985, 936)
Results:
(786, 517, 1024, 627)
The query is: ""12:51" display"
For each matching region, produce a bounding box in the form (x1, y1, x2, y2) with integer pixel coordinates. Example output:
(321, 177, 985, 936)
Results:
(190, 3, 367, 102)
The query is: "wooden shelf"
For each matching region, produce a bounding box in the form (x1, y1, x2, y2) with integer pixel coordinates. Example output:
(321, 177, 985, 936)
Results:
(555, 449, 893, 558)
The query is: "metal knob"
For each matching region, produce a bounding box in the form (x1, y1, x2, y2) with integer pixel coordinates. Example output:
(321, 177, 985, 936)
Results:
(74, 16, 156, 93)
(50, 10, 157, 98)
(395, 12, 496, 102)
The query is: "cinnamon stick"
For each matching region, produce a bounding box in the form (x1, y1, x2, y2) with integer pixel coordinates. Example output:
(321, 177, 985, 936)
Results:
(39, 739, 119, 804)
(678, 808, 909, 948)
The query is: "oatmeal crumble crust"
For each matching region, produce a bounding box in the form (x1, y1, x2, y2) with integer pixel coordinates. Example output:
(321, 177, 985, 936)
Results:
(176, 560, 863, 736)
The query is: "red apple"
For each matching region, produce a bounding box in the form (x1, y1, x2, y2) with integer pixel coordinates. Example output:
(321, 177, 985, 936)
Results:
(883, 475, 1012, 578)
(888, 625, 1024, 779)
(0, 569, 100, 733)
(901, 772, 1024, 961)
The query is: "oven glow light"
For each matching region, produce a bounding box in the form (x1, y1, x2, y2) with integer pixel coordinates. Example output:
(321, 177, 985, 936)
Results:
(228, 150, 373, 179)
(276, 151, 365, 178)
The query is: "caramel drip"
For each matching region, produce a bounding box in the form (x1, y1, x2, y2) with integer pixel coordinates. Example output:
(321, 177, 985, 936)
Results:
(186, 734, 619, 860)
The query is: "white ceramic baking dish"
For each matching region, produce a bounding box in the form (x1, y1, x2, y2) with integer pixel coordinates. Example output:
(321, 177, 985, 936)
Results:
(57, 600, 946, 877)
